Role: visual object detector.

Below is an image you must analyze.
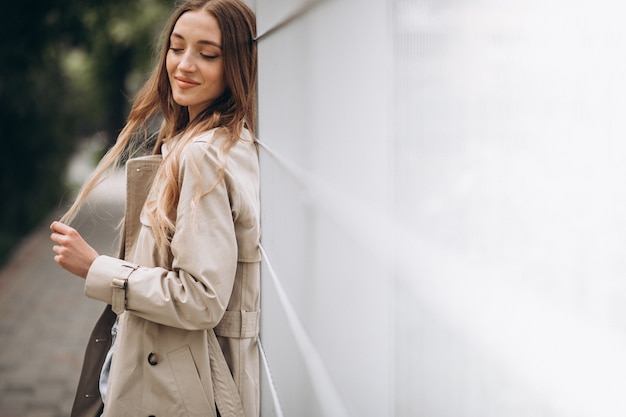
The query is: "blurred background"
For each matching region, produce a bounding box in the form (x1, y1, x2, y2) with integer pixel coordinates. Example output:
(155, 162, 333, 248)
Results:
(0, 2, 172, 415)
(0, 0, 172, 265)
(4, 0, 626, 416)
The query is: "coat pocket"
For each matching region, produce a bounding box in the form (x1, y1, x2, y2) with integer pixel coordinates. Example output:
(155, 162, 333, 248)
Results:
(168, 345, 216, 417)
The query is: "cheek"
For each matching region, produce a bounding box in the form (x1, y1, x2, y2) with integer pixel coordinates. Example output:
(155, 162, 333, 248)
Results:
(201, 65, 226, 95)
(165, 53, 176, 78)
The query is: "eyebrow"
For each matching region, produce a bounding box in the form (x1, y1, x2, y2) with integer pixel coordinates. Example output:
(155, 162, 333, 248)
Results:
(171, 32, 222, 48)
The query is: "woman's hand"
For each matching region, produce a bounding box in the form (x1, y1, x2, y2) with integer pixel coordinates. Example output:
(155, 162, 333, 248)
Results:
(50, 221, 99, 279)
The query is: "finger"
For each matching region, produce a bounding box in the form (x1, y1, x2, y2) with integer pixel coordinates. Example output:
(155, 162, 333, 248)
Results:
(50, 221, 73, 235)
(50, 232, 65, 244)
(50, 233, 72, 246)
(50, 221, 60, 232)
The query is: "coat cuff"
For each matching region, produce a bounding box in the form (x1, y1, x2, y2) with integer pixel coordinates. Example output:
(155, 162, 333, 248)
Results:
(85, 255, 139, 314)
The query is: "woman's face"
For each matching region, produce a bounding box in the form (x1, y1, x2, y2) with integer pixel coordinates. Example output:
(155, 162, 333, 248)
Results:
(166, 10, 226, 120)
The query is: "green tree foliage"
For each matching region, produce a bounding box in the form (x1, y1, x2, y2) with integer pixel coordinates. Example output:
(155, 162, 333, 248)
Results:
(69, 0, 172, 141)
(0, 0, 172, 265)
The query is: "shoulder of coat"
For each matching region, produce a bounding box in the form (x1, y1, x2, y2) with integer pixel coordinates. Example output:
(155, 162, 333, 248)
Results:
(191, 127, 254, 145)
(191, 127, 218, 145)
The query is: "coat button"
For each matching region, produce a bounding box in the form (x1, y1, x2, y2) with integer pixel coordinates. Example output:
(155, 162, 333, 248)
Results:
(147, 352, 160, 366)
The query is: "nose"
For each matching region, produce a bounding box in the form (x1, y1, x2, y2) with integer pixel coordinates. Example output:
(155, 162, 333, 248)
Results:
(178, 51, 196, 72)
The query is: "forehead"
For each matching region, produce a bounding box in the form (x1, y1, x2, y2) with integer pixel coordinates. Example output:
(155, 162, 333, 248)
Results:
(171, 10, 222, 45)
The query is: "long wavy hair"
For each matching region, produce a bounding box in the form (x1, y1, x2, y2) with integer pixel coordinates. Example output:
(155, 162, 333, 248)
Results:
(62, 0, 257, 258)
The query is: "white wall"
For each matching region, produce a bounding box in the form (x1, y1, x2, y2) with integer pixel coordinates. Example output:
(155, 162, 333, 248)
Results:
(256, 0, 626, 416)
(256, 0, 391, 416)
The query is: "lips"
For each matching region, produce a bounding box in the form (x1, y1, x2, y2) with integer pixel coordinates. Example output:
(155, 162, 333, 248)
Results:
(174, 76, 200, 89)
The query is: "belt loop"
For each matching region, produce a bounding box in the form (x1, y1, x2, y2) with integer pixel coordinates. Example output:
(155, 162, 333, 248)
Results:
(111, 263, 138, 315)
(214, 310, 260, 338)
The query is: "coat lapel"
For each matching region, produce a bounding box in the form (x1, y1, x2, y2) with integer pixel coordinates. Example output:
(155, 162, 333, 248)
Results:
(119, 155, 162, 259)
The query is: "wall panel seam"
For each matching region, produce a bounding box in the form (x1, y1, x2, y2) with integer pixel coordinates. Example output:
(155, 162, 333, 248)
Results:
(255, 0, 327, 41)
(259, 244, 350, 417)
(257, 139, 389, 259)
(258, 338, 286, 417)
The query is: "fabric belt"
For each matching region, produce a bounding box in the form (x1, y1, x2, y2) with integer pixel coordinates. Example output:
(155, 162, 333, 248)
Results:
(214, 310, 260, 339)
(208, 329, 246, 417)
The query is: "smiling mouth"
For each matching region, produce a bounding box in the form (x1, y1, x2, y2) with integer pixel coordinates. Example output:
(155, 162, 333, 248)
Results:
(174, 76, 199, 89)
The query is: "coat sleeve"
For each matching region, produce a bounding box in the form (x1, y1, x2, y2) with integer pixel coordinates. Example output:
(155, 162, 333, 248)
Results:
(84, 140, 239, 330)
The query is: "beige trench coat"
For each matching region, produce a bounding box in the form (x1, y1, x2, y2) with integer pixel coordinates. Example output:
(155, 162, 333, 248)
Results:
(70, 128, 261, 417)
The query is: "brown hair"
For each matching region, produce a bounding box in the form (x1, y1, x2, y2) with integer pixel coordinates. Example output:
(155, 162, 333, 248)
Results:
(62, 0, 257, 258)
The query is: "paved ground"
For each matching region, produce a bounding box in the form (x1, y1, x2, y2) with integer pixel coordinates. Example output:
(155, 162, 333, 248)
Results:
(0, 173, 125, 417)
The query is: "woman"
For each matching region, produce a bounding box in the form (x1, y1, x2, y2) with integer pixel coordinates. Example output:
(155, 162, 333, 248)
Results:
(50, 1, 260, 416)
